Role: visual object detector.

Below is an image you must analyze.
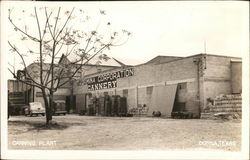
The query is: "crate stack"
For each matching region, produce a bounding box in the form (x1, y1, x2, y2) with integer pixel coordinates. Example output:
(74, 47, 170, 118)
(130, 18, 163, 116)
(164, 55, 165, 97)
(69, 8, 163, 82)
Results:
(86, 97, 95, 116)
(86, 95, 128, 117)
(210, 94, 242, 118)
(128, 105, 149, 117)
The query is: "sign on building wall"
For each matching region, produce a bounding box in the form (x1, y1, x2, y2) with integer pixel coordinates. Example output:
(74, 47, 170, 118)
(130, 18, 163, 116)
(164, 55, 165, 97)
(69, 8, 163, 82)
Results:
(82, 68, 134, 91)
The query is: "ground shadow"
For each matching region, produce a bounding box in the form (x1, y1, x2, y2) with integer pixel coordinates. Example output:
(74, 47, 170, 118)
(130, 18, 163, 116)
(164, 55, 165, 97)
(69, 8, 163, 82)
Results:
(8, 120, 69, 132)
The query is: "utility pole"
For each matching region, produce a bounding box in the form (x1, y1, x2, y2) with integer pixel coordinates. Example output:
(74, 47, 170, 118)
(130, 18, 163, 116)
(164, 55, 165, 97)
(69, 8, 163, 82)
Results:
(204, 40, 207, 53)
(13, 55, 16, 75)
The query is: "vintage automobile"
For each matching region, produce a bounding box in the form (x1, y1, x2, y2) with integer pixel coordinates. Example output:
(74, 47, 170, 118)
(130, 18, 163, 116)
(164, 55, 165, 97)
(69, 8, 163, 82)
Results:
(53, 100, 67, 115)
(25, 102, 45, 116)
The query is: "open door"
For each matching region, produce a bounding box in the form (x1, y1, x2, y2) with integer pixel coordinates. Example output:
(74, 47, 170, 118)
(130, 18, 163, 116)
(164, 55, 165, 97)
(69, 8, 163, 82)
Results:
(66, 96, 70, 113)
(76, 94, 86, 114)
(66, 95, 76, 113)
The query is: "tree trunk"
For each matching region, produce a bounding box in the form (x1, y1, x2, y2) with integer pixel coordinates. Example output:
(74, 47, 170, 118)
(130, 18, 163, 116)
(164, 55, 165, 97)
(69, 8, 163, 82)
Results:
(49, 90, 54, 120)
(69, 81, 74, 113)
(41, 88, 52, 125)
(70, 89, 74, 113)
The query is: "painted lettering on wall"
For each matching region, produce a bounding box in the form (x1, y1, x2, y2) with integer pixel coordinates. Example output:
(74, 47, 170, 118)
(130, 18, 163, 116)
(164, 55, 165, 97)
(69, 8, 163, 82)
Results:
(85, 68, 134, 91)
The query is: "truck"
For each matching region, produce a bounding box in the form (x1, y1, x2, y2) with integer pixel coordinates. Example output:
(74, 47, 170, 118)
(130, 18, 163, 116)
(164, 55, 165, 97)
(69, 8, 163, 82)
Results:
(53, 100, 67, 115)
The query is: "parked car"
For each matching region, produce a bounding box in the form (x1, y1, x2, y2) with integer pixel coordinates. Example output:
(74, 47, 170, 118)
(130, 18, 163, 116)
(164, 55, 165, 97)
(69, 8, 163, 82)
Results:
(53, 100, 67, 115)
(25, 102, 45, 116)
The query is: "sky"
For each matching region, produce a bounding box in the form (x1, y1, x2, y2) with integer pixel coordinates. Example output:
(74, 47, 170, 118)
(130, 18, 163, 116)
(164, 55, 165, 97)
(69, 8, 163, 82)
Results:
(2, 1, 249, 79)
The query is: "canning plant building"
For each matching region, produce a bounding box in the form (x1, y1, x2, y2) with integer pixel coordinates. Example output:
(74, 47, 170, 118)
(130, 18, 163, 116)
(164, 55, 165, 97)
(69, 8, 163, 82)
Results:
(8, 53, 242, 117)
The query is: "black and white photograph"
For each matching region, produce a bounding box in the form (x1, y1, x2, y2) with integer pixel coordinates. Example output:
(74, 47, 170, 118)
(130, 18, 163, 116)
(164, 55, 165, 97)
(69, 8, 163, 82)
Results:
(1, 1, 249, 160)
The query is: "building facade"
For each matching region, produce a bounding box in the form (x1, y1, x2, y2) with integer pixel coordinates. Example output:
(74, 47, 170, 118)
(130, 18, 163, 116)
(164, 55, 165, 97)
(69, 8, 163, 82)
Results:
(8, 53, 242, 117)
(73, 54, 242, 118)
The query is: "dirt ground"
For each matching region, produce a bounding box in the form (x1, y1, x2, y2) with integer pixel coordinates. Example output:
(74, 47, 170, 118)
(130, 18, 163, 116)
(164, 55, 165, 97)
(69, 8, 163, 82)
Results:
(8, 115, 241, 151)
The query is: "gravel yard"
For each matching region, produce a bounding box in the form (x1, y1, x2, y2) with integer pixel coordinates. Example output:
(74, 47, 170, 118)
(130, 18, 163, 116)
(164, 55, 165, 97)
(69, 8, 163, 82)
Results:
(8, 115, 241, 151)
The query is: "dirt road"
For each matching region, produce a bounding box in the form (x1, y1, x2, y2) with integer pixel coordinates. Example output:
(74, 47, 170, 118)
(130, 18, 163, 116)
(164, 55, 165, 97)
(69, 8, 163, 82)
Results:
(8, 115, 241, 151)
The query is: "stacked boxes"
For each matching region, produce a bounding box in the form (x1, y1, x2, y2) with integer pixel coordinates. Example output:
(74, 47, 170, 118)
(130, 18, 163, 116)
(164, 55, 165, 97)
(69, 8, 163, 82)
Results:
(120, 97, 127, 116)
(99, 97, 105, 116)
(210, 94, 242, 118)
(86, 97, 95, 116)
(111, 96, 118, 116)
(104, 95, 111, 116)
(86, 95, 128, 116)
(128, 104, 149, 117)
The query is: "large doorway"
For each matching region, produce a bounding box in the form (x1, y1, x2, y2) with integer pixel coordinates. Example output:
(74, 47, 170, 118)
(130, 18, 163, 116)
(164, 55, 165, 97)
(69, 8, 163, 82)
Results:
(172, 82, 187, 112)
(75, 94, 87, 114)
(66, 95, 76, 113)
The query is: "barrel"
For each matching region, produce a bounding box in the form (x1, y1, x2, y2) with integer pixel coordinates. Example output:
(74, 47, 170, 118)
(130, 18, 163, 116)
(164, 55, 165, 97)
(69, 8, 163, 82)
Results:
(99, 97, 105, 116)
(120, 97, 127, 116)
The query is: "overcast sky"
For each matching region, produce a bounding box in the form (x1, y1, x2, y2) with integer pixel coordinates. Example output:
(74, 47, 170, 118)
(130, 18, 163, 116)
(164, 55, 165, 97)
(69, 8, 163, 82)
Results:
(2, 1, 249, 79)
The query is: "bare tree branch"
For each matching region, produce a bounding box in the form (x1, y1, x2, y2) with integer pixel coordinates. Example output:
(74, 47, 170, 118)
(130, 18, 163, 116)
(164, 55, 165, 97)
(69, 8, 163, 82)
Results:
(53, 7, 61, 37)
(34, 7, 42, 40)
(8, 41, 45, 88)
(35, 7, 45, 86)
(42, 11, 52, 40)
(64, 43, 78, 57)
(44, 8, 74, 86)
(57, 44, 110, 88)
(8, 68, 43, 89)
(8, 10, 40, 42)
(45, 7, 55, 40)
(55, 8, 75, 41)
(8, 7, 130, 124)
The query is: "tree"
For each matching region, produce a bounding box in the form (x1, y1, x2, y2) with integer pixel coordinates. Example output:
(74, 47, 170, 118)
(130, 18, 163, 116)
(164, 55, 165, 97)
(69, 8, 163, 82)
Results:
(8, 7, 131, 125)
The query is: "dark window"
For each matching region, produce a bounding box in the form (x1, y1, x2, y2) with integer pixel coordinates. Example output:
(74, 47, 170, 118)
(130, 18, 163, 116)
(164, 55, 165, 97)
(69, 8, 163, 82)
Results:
(146, 86, 153, 95)
(104, 92, 108, 96)
(123, 89, 128, 97)
(178, 82, 187, 90)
